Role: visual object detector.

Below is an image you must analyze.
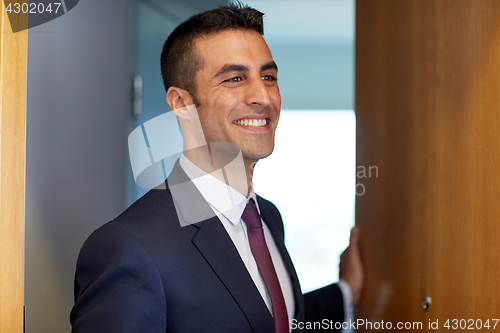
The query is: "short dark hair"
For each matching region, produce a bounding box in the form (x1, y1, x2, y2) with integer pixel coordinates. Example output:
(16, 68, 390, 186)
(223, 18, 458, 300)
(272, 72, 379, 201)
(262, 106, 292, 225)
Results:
(160, 2, 264, 99)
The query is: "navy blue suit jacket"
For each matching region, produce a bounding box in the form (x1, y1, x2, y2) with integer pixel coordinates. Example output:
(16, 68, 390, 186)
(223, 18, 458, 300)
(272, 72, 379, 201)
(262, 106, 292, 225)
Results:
(70, 163, 344, 332)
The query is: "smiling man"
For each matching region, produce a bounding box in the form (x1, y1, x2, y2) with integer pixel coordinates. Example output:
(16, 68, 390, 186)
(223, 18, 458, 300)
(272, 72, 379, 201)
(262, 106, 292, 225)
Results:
(167, 27, 281, 196)
(70, 3, 363, 333)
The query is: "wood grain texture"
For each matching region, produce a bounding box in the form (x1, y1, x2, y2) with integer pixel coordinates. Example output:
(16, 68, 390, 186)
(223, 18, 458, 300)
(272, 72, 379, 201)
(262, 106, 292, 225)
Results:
(356, 0, 500, 330)
(0, 2, 27, 332)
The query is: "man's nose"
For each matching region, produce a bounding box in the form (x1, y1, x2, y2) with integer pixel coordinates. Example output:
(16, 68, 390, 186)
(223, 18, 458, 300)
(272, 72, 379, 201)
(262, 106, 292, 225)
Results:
(245, 76, 271, 108)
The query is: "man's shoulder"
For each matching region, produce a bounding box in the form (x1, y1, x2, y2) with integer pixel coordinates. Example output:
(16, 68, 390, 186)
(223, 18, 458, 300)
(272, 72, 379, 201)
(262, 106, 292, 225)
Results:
(256, 194, 281, 218)
(256, 194, 285, 236)
(256, 194, 275, 206)
(92, 188, 186, 244)
(115, 188, 172, 222)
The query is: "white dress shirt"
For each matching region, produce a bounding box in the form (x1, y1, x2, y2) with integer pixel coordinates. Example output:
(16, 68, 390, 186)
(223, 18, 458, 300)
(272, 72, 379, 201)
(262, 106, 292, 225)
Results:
(179, 154, 351, 328)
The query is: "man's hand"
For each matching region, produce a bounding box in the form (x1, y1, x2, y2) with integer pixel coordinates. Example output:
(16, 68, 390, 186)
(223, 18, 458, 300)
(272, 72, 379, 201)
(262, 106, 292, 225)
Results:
(339, 226, 364, 305)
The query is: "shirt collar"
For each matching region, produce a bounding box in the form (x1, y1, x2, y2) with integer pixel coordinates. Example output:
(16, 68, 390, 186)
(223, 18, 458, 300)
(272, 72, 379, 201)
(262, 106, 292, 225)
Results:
(179, 154, 258, 225)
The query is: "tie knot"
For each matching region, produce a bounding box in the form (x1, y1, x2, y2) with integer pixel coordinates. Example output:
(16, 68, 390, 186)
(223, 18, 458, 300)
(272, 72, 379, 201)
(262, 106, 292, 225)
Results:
(242, 199, 262, 229)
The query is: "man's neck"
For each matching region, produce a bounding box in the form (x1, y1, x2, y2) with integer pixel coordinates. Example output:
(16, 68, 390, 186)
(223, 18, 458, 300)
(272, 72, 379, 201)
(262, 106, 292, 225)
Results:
(183, 148, 254, 197)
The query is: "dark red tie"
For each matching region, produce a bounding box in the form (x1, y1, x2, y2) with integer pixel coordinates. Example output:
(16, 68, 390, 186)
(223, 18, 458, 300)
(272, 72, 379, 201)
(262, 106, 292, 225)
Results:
(242, 199, 288, 333)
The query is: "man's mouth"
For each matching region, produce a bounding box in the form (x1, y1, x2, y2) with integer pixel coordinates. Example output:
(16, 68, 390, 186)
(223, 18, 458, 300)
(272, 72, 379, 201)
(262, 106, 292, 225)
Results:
(232, 118, 268, 127)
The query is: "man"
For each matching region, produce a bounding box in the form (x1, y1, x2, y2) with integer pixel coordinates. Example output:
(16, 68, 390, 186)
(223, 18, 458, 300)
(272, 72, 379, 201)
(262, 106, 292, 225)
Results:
(70, 3, 363, 332)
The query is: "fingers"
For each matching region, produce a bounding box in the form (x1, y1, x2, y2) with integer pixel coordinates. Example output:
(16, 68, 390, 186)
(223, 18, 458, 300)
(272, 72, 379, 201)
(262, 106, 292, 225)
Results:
(342, 226, 364, 305)
(350, 226, 359, 243)
(349, 226, 360, 254)
(341, 227, 360, 263)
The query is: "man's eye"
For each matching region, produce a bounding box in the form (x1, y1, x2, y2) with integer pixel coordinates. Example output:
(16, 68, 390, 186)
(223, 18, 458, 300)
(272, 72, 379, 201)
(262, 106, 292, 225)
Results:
(262, 75, 276, 81)
(226, 77, 242, 82)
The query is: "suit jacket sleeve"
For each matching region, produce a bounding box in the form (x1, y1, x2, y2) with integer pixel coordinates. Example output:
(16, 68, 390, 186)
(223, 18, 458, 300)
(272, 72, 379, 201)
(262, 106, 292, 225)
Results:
(303, 284, 344, 332)
(70, 226, 167, 332)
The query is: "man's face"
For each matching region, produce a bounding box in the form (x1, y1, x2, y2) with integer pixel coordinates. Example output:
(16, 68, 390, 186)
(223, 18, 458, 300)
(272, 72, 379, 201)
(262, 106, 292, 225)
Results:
(192, 29, 281, 166)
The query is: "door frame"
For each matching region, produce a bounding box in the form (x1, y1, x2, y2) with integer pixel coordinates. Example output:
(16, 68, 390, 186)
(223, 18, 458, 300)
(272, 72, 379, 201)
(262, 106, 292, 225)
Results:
(0, 3, 27, 333)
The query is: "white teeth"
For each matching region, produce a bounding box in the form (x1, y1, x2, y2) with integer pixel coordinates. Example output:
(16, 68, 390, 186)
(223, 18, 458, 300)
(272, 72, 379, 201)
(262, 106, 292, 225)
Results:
(234, 119, 267, 127)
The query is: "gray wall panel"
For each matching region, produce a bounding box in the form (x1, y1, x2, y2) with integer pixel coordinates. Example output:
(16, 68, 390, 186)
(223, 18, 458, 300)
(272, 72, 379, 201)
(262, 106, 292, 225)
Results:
(25, 0, 131, 331)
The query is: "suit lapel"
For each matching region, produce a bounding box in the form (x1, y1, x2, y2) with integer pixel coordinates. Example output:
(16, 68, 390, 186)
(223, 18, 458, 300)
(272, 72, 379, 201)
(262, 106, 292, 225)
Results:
(192, 218, 275, 332)
(166, 161, 274, 332)
(257, 197, 304, 320)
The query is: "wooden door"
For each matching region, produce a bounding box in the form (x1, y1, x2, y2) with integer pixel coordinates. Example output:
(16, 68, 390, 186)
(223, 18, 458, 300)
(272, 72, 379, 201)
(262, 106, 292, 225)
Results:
(0, 2, 27, 333)
(356, 0, 500, 330)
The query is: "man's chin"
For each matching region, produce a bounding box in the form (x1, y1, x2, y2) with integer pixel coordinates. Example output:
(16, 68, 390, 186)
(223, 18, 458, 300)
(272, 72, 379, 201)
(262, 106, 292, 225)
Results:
(242, 147, 275, 162)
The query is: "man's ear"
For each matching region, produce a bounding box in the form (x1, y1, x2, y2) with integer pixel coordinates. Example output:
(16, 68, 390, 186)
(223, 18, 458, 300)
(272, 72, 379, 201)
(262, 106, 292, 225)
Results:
(166, 86, 195, 116)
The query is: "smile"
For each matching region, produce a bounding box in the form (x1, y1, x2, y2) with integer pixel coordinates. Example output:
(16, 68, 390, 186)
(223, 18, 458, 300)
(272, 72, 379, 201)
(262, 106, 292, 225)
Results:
(233, 119, 267, 127)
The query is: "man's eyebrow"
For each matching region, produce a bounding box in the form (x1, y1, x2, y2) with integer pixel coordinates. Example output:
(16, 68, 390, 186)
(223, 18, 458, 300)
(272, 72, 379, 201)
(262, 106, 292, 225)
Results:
(213, 61, 278, 80)
(214, 64, 249, 79)
(261, 61, 278, 72)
